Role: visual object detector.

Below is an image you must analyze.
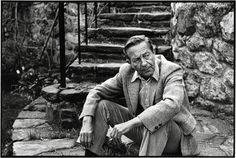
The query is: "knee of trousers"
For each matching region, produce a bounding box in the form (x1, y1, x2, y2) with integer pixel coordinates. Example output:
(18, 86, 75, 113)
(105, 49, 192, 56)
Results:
(97, 100, 110, 112)
(96, 100, 111, 119)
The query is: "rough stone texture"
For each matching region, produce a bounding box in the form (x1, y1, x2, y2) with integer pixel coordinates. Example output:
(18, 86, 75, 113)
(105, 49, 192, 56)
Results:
(13, 138, 76, 156)
(213, 38, 234, 65)
(23, 97, 47, 112)
(177, 47, 196, 68)
(184, 76, 200, 98)
(220, 12, 234, 42)
(17, 111, 46, 119)
(99, 12, 171, 22)
(194, 52, 223, 75)
(176, 9, 195, 36)
(186, 32, 205, 51)
(39, 146, 85, 156)
(13, 119, 47, 129)
(200, 78, 232, 103)
(223, 68, 234, 87)
(88, 27, 169, 38)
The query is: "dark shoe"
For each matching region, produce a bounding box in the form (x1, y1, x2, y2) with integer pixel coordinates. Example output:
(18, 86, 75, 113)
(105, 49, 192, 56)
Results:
(85, 149, 98, 157)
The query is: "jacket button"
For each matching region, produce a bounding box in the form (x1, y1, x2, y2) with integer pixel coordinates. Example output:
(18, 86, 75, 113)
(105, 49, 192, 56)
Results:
(159, 123, 162, 127)
(155, 126, 158, 129)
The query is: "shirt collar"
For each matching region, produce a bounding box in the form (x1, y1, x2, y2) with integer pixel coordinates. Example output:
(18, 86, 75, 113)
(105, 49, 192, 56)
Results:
(131, 57, 159, 82)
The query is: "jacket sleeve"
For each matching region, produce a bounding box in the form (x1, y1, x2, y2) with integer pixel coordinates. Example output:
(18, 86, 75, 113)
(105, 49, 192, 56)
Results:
(79, 65, 124, 119)
(137, 67, 185, 133)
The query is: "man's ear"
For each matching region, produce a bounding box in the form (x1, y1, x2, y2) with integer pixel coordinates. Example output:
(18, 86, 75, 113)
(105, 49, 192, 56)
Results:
(126, 58, 130, 64)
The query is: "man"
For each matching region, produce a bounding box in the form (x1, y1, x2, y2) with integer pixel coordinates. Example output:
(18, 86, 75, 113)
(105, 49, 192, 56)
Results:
(78, 35, 198, 156)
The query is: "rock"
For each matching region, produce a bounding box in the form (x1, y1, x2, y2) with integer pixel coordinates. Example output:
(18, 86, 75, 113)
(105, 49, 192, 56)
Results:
(194, 51, 223, 75)
(23, 96, 47, 111)
(12, 126, 52, 141)
(194, 97, 215, 111)
(220, 12, 234, 42)
(177, 9, 195, 36)
(177, 47, 196, 68)
(88, 27, 169, 38)
(13, 119, 46, 129)
(213, 38, 234, 65)
(185, 77, 200, 98)
(223, 68, 234, 88)
(17, 111, 46, 119)
(186, 32, 205, 51)
(99, 12, 171, 22)
(39, 146, 85, 156)
(219, 136, 234, 156)
(200, 77, 231, 103)
(190, 107, 212, 117)
(13, 138, 76, 156)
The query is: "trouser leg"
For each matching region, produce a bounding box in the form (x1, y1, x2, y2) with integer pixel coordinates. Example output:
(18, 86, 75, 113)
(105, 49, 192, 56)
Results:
(87, 100, 143, 155)
(139, 120, 182, 156)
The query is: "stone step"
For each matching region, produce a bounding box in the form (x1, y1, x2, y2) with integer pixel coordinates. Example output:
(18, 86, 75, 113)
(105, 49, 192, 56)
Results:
(98, 19, 170, 29)
(109, 2, 170, 8)
(88, 27, 170, 38)
(77, 43, 171, 56)
(89, 36, 169, 46)
(99, 12, 171, 22)
(68, 62, 124, 82)
(13, 138, 76, 156)
(119, 6, 171, 13)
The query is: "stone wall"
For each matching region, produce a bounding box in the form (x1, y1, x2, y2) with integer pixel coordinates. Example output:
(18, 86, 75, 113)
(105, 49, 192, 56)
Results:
(171, 3, 234, 122)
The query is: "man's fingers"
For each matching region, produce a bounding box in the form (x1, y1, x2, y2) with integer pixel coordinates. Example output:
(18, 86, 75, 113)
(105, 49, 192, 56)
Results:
(87, 132, 92, 148)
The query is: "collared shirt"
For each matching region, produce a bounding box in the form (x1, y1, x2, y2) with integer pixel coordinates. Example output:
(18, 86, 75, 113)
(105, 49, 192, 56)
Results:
(131, 60, 159, 112)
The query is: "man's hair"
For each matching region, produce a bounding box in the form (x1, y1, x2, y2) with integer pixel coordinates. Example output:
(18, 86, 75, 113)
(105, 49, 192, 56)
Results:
(123, 35, 154, 59)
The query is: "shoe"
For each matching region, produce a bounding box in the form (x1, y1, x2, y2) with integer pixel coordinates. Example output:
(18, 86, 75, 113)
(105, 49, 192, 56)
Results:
(85, 149, 98, 157)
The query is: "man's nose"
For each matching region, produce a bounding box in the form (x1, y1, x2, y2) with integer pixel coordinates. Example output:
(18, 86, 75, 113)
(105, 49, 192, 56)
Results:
(141, 57, 148, 66)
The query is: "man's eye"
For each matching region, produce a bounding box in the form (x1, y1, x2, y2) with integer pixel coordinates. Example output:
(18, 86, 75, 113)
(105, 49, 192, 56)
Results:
(143, 53, 150, 58)
(133, 58, 140, 63)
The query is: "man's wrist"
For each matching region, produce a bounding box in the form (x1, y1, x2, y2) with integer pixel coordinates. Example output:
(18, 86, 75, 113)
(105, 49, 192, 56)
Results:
(128, 117, 142, 128)
(82, 115, 93, 124)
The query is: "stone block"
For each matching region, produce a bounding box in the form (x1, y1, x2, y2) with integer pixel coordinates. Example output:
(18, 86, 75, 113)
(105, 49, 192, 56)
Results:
(23, 96, 47, 111)
(39, 146, 85, 156)
(177, 47, 196, 68)
(186, 32, 205, 51)
(194, 51, 223, 75)
(17, 111, 46, 119)
(220, 12, 234, 42)
(13, 138, 76, 156)
(185, 77, 200, 98)
(200, 78, 232, 103)
(177, 9, 195, 36)
(223, 68, 234, 87)
(12, 119, 47, 129)
(213, 38, 234, 65)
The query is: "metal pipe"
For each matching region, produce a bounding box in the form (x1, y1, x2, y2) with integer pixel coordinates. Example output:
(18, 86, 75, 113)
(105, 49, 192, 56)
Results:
(77, 2, 81, 64)
(94, 2, 97, 28)
(85, 2, 88, 45)
(59, 2, 66, 88)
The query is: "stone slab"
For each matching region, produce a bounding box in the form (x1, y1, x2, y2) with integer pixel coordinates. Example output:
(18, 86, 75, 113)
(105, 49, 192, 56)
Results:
(89, 27, 169, 38)
(12, 125, 52, 141)
(23, 96, 47, 111)
(39, 146, 85, 156)
(99, 12, 171, 22)
(12, 119, 46, 129)
(17, 111, 46, 119)
(13, 138, 76, 156)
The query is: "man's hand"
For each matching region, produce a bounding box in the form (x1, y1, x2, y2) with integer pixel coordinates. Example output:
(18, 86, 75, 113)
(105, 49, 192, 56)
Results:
(78, 116, 94, 148)
(110, 117, 142, 145)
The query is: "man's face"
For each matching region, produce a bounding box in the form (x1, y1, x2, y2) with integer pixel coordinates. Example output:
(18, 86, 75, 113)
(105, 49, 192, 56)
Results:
(126, 41, 155, 79)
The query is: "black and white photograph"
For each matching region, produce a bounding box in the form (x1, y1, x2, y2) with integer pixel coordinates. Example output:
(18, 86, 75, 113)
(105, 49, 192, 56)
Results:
(1, 1, 234, 156)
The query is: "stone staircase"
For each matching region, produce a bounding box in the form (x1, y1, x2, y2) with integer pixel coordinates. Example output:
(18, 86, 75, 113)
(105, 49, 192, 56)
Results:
(67, 2, 172, 83)
(11, 2, 234, 156)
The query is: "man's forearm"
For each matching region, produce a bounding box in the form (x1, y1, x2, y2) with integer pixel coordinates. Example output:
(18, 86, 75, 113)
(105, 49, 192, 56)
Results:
(82, 115, 93, 124)
(127, 117, 143, 128)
